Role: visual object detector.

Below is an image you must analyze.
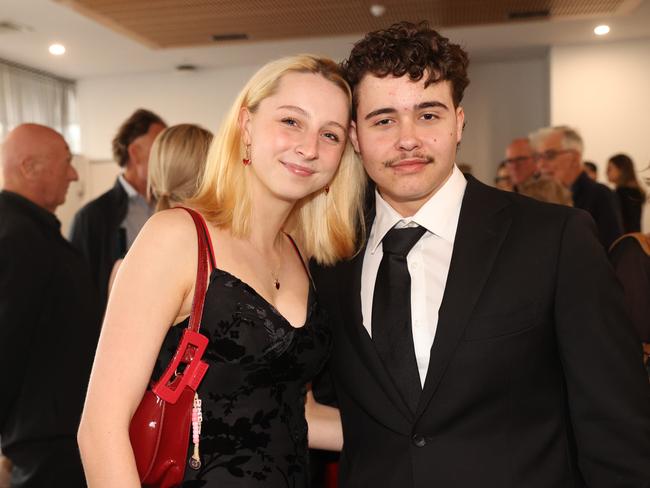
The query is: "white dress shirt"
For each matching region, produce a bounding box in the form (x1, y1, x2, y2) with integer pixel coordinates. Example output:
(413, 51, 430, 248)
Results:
(361, 165, 467, 386)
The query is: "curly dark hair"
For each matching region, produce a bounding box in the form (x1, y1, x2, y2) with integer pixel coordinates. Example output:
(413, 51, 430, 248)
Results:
(112, 108, 166, 167)
(342, 21, 470, 119)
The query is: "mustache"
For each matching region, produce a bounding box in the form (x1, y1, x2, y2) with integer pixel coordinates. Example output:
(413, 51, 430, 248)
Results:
(382, 154, 434, 168)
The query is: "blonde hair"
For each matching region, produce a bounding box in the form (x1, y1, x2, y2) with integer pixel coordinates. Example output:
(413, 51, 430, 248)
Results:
(148, 124, 213, 212)
(192, 54, 366, 265)
(519, 177, 573, 206)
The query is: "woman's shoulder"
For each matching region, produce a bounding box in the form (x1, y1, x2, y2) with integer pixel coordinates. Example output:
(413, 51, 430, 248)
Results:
(132, 207, 204, 259)
(143, 207, 199, 236)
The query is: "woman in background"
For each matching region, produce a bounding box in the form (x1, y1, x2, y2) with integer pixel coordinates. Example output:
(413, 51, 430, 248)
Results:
(148, 124, 213, 212)
(607, 153, 646, 233)
(107, 123, 213, 291)
(79, 54, 365, 487)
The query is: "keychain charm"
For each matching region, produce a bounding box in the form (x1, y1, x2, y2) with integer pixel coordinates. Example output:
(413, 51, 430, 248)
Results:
(189, 393, 203, 470)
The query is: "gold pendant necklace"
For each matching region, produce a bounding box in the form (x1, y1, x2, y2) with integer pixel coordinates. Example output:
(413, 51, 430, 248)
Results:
(249, 236, 283, 291)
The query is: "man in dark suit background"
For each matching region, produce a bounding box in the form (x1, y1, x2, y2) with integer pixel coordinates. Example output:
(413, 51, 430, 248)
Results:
(312, 22, 650, 487)
(69, 108, 165, 311)
(531, 125, 623, 249)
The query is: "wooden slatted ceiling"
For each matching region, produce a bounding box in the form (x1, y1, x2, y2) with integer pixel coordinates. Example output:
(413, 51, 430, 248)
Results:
(54, 0, 635, 49)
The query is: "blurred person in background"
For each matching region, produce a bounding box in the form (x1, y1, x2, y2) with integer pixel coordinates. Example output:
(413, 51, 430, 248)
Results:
(584, 161, 598, 180)
(607, 153, 646, 233)
(610, 232, 650, 375)
(531, 125, 623, 248)
(108, 123, 213, 291)
(70, 108, 166, 311)
(518, 177, 573, 206)
(0, 124, 101, 487)
(504, 137, 538, 191)
(494, 161, 514, 191)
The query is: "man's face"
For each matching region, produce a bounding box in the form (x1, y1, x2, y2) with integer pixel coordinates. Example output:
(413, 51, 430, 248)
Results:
(535, 131, 581, 187)
(131, 122, 166, 186)
(350, 74, 464, 217)
(34, 136, 78, 212)
(505, 139, 537, 186)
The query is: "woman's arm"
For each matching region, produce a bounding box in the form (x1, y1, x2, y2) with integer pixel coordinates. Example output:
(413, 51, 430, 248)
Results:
(77, 210, 198, 487)
(305, 389, 343, 451)
(107, 258, 122, 296)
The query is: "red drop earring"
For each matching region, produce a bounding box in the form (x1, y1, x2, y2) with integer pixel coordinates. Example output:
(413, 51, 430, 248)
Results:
(242, 145, 251, 166)
(324, 185, 330, 195)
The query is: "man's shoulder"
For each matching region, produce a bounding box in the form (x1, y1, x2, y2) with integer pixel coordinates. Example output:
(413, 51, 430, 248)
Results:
(0, 198, 47, 240)
(580, 176, 614, 199)
(0, 209, 42, 241)
(467, 175, 575, 224)
(73, 180, 125, 221)
(0, 211, 51, 266)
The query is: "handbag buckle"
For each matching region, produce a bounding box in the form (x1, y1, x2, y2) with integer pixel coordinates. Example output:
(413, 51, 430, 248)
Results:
(152, 329, 209, 404)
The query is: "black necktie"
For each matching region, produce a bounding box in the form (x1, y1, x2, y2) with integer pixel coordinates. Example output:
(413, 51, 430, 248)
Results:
(372, 225, 427, 413)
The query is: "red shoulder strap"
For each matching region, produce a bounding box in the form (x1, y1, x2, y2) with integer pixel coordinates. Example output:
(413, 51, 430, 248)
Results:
(178, 207, 215, 333)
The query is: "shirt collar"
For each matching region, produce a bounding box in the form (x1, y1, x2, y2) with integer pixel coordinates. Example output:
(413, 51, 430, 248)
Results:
(368, 165, 467, 254)
(118, 173, 140, 200)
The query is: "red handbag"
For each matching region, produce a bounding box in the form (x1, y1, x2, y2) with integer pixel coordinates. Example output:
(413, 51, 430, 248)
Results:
(129, 207, 215, 488)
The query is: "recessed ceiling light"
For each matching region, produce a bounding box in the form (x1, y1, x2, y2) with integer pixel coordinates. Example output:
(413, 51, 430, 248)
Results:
(370, 4, 386, 17)
(49, 43, 65, 55)
(594, 25, 610, 36)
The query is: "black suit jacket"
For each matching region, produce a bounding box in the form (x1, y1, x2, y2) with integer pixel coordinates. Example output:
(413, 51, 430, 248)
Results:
(312, 176, 650, 488)
(571, 171, 623, 249)
(69, 178, 128, 311)
(0, 191, 101, 486)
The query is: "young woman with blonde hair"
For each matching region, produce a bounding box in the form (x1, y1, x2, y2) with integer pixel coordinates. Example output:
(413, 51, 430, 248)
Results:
(78, 54, 366, 487)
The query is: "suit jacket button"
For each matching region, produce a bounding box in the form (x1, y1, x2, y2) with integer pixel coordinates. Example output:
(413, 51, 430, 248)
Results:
(412, 434, 427, 448)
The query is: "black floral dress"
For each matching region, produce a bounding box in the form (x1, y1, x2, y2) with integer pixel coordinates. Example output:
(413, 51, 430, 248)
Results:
(153, 265, 331, 488)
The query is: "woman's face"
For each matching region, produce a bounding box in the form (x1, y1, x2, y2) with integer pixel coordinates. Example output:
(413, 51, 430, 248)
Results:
(606, 161, 621, 185)
(240, 72, 349, 204)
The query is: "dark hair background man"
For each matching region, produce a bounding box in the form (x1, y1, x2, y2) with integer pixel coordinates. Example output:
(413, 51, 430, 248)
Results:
(69, 108, 166, 310)
(0, 124, 101, 487)
(312, 21, 650, 488)
(584, 160, 598, 180)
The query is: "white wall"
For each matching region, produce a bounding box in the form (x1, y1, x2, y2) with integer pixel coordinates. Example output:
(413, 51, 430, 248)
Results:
(459, 55, 549, 183)
(551, 38, 650, 231)
(77, 55, 550, 192)
(74, 64, 260, 233)
(78, 64, 258, 160)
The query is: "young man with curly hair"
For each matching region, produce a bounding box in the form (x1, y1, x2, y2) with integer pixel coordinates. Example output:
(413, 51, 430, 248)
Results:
(312, 21, 650, 487)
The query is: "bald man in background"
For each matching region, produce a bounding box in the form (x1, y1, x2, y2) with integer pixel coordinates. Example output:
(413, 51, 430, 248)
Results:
(0, 124, 101, 487)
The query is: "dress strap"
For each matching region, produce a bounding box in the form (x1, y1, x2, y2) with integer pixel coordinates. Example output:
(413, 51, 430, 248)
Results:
(284, 232, 315, 288)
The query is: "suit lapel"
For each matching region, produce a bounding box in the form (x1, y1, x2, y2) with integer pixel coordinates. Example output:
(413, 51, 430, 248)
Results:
(338, 203, 416, 424)
(416, 177, 512, 418)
